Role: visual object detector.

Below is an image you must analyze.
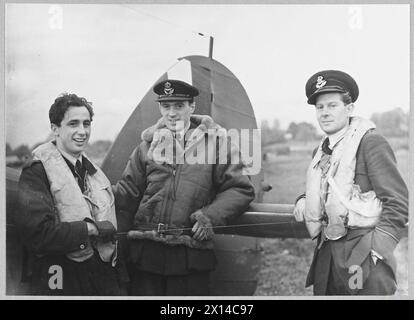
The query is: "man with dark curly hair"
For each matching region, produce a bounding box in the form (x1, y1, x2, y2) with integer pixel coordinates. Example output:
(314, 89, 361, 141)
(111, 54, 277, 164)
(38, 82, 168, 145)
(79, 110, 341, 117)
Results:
(16, 93, 125, 295)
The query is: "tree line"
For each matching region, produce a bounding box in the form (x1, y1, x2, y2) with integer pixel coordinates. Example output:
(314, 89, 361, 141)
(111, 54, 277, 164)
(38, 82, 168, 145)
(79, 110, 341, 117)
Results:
(6, 108, 409, 163)
(261, 107, 409, 146)
(6, 140, 113, 168)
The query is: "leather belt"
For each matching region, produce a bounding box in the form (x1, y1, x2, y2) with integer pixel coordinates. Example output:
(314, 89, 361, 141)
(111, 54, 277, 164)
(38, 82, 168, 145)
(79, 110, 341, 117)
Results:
(134, 223, 191, 236)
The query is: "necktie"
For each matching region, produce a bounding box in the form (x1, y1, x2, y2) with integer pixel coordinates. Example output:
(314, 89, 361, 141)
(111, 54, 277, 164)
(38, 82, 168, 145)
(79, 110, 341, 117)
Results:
(321, 137, 332, 155)
(319, 138, 332, 223)
(75, 160, 85, 192)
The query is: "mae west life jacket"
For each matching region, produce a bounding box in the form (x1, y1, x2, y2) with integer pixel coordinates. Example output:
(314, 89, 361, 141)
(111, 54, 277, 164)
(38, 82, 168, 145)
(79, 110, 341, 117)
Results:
(305, 117, 383, 240)
(32, 142, 117, 264)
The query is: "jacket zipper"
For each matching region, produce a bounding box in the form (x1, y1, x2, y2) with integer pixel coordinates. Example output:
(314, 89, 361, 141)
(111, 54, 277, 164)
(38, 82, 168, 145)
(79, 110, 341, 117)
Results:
(157, 137, 183, 225)
(171, 164, 182, 201)
(164, 165, 181, 225)
(171, 168, 176, 200)
(157, 165, 177, 224)
(156, 166, 173, 224)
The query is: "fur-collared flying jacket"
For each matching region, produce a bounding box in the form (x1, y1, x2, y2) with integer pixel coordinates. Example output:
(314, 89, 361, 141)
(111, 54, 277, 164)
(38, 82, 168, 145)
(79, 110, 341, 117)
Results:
(113, 115, 255, 250)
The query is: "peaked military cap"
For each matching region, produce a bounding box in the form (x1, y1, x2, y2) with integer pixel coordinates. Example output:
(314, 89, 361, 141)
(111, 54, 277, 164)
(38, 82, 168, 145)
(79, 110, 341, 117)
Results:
(305, 70, 359, 105)
(153, 79, 199, 102)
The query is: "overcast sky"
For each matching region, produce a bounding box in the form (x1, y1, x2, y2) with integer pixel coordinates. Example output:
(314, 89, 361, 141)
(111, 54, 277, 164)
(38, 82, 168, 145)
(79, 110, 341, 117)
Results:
(5, 3, 410, 148)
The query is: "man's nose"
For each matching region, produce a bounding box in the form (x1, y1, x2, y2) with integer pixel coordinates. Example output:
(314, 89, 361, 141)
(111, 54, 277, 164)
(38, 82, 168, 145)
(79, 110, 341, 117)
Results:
(321, 106, 330, 116)
(77, 125, 87, 135)
(168, 108, 177, 117)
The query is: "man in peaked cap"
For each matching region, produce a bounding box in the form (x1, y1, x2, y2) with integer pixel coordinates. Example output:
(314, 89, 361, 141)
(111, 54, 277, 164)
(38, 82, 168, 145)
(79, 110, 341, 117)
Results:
(305, 70, 360, 105)
(293, 70, 408, 295)
(113, 79, 255, 295)
(154, 79, 199, 102)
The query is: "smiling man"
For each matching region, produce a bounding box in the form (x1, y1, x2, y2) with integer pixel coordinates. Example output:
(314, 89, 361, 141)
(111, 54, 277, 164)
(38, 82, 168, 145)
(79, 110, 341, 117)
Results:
(16, 93, 123, 295)
(293, 70, 408, 295)
(113, 79, 255, 295)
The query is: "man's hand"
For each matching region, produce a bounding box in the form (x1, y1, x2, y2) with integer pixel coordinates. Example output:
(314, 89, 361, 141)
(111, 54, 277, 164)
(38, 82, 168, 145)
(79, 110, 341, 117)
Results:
(191, 221, 213, 241)
(190, 210, 214, 241)
(293, 197, 306, 222)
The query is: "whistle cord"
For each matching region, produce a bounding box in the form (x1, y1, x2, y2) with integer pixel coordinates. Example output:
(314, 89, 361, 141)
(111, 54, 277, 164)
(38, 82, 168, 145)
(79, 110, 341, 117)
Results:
(114, 220, 304, 236)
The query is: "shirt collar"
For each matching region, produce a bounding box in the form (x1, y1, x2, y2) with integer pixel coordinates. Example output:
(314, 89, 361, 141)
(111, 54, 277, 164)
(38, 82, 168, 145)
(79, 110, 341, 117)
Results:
(173, 121, 192, 140)
(52, 140, 97, 175)
(58, 148, 83, 167)
(328, 125, 349, 149)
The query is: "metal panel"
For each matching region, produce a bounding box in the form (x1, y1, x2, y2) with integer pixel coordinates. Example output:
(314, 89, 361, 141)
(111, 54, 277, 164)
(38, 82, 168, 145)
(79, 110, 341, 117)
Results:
(101, 73, 168, 183)
(211, 235, 262, 296)
(218, 204, 310, 239)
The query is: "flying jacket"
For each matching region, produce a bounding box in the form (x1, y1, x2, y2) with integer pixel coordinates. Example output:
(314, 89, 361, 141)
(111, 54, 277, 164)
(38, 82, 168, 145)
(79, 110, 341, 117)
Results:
(31, 142, 117, 263)
(113, 115, 255, 250)
(305, 123, 408, 292)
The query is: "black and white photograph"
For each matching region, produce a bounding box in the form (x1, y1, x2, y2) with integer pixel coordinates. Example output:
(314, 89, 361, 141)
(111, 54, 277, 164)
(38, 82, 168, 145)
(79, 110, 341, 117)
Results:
(4, 1, 410, 299)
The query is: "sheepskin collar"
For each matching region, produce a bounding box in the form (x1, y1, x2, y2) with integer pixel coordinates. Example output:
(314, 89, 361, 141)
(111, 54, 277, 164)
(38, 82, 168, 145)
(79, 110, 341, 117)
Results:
(141, 115, 226, 164)
(141, 114, 222, 143)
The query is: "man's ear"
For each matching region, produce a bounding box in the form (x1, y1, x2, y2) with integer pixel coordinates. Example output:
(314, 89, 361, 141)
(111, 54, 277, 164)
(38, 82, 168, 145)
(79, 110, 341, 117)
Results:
(51, 123, 60, 137)
(190, 102, 195, 114)
(346, 103, 355, 115)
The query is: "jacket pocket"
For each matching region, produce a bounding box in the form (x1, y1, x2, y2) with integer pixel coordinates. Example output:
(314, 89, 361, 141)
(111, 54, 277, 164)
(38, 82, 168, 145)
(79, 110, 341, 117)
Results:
(89, 184, 115, 222)
(346, 227, 373, 240)
(345, 230, 373, 268)
(95, 185, 115, 208)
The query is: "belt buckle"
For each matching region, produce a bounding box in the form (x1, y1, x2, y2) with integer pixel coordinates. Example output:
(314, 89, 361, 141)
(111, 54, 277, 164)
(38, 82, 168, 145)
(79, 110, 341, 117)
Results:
(157, 223, 168, 237)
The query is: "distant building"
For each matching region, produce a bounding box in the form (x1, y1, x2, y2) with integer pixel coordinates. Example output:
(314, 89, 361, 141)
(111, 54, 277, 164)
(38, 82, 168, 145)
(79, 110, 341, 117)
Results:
(6, 155, 23, 168)
(6, 155, 20, 165)
(6, 154, 32, 168)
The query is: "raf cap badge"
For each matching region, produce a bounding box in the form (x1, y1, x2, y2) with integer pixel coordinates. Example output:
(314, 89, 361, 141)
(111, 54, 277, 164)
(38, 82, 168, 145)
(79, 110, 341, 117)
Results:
(315, 76, 327, 89)
(164, 81, 174, 95)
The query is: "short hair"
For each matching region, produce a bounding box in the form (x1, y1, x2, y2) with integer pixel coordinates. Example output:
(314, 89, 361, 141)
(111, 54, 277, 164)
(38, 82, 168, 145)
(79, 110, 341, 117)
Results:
(340, 92, 353, 105)
(49, 93, 94, 126)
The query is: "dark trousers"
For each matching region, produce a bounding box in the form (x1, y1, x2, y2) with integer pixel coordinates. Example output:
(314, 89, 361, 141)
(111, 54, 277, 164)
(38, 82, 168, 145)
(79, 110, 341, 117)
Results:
(310, 239, 397, 296)
(131, 269, 211, 296)
(30, 253, 123, 296)
(325, 256, 397, 295)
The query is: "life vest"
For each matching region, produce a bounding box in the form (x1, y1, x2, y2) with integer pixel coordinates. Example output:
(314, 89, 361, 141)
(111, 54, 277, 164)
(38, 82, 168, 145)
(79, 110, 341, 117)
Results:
(32, 142, 117, 264)
(305, 117, 382, 240)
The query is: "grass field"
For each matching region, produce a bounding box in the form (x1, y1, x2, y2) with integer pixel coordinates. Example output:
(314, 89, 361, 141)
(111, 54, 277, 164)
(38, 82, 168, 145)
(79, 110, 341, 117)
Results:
(87, 137, 408, 296)
(254, 145, 409, 296)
